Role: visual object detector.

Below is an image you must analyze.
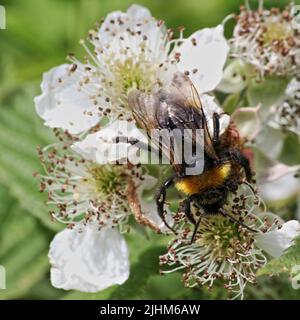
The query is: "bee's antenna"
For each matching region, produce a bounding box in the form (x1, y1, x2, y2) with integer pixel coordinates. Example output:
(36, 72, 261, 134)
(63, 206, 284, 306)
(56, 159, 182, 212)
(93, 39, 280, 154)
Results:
(191, 215, 203, 243)
(219, 208, 257, 233)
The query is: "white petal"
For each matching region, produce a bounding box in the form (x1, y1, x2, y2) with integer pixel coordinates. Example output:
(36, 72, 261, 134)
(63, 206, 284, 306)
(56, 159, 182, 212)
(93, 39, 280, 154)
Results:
(297, 198, 300, 221)
(127, 4, 152, 19)
(49, 225, 129, 292)
(255, 125, 285, 160)
(231, 106, 261, 141)
(34, 65, 99, 134)
(256, 220, 300, 258)
(177, 25, 229, 93)
(97, 11, 126, 45)
(72, 120, 148, 164)
(260, 171, 300, 202)
(262, 162, 300, 182)
(98, 4, 152, 41)
(286, 77, 300, 97)
(217, 59, 251, 93)
(96, 5, 166, 64)
(201, 94, 230, 136)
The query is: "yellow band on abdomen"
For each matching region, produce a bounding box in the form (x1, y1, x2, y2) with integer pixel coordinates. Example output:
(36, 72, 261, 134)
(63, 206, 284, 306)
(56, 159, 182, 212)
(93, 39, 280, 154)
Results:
(175, 163, 231, 195)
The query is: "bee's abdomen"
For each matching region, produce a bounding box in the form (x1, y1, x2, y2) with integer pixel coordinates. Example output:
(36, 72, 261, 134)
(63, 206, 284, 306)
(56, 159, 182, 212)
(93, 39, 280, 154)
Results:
(175, 163, 231, 196)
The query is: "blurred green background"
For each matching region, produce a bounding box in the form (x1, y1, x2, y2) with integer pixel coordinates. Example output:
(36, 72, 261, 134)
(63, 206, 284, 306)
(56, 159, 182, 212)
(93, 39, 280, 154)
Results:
(0, 0, 299, 300)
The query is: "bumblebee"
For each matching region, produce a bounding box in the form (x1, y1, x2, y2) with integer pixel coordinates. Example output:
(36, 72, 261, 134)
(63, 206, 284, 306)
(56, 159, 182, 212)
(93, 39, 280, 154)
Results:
(126, 72, 256, 241)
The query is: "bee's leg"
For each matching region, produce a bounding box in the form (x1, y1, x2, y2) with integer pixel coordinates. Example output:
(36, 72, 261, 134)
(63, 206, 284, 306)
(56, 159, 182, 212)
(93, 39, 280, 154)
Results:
(229, 149, 253, 182)
(114, 136, 160, 157)
(191, 214, 203, 243)
(219, 208, 257, 233)
(156, 175, 177, 233)
(188, 194, 205, 243)
(114, 136, 150, 152)
(212, 112, 220, 146)
(180, 198, 196, 224)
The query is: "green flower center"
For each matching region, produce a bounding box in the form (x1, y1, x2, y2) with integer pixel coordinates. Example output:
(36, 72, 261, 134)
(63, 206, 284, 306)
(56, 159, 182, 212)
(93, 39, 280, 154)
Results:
(111, 57, 158, 98)
(196, 216, 244, 259)
(263, 19, 293, 45)
(86, 164, 127, 196)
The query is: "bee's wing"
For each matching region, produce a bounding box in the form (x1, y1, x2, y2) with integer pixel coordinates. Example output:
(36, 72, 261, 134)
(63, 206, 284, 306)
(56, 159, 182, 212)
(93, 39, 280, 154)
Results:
(127, 72, 205, 130)
(164, 72, 218, 160)
(127, 88, 160, 132)
(168, 72, 203, 109)
(127, 72, 218, 173)
(128, 88, 182, 172)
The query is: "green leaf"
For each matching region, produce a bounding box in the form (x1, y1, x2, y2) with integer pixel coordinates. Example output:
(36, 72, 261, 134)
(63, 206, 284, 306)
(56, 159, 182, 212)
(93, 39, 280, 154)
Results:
(257, 236, 300, 276)
(0, 84, 60, 231)
(109, 246, 165, 299)
(23, 278, 65, 300)
(245, 275, 300, 300)
(0, 185, 53, 299)
(278, 133, 300, 166)
(0, 253, 49, 299)
(222, 93, 240, 114)
(247, 76, 290, 115)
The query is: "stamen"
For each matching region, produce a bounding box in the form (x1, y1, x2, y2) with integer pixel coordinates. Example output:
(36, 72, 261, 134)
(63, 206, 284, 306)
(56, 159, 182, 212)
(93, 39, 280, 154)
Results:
(160, 183, 274, 299)
(37, 144, 138, 229)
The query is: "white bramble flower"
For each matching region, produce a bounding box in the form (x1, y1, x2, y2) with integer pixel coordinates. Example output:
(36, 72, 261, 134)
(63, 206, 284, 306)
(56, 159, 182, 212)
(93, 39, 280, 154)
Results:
(39, 145, 132, 228)
(231, 4, 300, 78)
(38, 142, 167, 230)
(160, 183, 300, 299)
(38, 142, 166, 292)
(34, 4, 229, 136)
